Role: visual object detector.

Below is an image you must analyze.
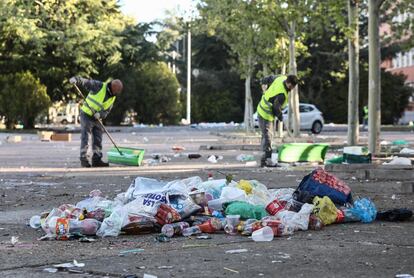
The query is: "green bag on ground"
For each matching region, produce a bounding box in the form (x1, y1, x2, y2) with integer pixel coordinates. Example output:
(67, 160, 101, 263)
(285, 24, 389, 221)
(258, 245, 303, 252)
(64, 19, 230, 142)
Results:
(224, 201, 268, 220)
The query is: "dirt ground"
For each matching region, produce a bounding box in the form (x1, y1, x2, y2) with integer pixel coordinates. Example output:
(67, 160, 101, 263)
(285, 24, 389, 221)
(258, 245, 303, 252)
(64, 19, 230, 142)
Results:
(0, 127, 413, 277)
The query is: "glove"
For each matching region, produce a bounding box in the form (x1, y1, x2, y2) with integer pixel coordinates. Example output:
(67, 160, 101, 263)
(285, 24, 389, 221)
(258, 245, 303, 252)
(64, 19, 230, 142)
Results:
(93, 112, 101, 120)
(69, 77, 77, 84)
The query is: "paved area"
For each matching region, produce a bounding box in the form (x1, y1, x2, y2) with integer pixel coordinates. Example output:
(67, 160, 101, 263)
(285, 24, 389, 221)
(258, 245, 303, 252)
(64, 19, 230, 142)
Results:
(0, 127, 413, 277)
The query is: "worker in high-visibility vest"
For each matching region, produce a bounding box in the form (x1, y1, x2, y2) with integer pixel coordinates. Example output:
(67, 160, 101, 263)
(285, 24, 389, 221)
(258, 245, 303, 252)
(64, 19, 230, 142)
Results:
(70, 77, 123, 167)
(256, 74, 298, 167)
(363, 105, 368, 130)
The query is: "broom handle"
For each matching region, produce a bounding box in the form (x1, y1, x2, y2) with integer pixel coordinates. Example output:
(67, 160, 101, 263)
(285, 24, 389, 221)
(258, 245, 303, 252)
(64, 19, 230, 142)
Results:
(274, 98, 296, 142)
(73, 83, 123, 156)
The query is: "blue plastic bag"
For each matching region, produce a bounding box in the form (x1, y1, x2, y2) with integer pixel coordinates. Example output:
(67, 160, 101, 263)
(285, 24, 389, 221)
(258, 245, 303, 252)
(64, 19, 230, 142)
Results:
(349, 198, 377, 223)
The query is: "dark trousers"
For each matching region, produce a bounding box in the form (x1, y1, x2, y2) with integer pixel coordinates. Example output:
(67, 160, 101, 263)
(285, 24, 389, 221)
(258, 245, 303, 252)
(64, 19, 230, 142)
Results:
(258, 114, 273, 163)
(362, 118, 368, 129)
(80, 112, 103, 162)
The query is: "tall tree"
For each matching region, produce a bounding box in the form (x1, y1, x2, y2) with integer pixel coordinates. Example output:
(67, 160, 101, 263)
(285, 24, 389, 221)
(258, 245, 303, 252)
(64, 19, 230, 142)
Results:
(347, 0, 360, 145)
(198, 0, 284, 131)
(368, 0, 384, 154)
(0, 0, 133, 101)
(0, 71, 50, 129)
(264, 0, 318, 137)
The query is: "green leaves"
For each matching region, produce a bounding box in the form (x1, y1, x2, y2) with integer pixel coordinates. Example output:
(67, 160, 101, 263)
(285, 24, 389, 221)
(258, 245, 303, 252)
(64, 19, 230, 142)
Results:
(0, 0, 137, 101)
(0, 71, 50, 129)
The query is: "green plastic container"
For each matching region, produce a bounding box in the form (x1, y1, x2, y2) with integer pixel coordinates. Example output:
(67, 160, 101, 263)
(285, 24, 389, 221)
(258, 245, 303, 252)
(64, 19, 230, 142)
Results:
(107, 147, 145, 166)
(343, 153, 371, 164)
(277, 143, 329, 163)
(325, 155, 344, 165)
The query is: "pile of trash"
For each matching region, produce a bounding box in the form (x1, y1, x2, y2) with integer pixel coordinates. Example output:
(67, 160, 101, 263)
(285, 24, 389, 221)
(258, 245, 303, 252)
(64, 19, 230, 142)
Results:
(29, 168, 412, 241)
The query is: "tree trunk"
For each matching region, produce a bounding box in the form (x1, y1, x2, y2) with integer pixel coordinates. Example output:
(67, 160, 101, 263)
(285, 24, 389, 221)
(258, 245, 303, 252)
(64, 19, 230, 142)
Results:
(281, 37, 287, 75)
(368, 0, 382, 154)
(263, 64, 269, 76)
(244, 55, 254, 132)
(288, 21, 300, 137)
(347, 0, 360, 146)
(6, 118, 15, 130)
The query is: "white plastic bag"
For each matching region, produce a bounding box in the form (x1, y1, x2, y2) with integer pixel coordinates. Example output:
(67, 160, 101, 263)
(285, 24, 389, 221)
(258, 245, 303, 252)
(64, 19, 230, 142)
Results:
(289, 203, 314, 231)
(246, 180, 272, 206)
(269, 188, 295, 202)
(124, 177, 166, 201)
(383, 157, 412, 166)
(126, 192, 168, 217)
(96, 207, 128, 237)
(195, 179, 227, 200)
(208, 186, 247, 210)
(275, 204, 314, 231)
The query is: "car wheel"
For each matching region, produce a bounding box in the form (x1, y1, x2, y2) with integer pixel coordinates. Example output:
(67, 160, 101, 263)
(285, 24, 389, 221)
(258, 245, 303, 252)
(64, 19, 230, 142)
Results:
(61, 119, 68, 124)
(311, 121, 322, 134)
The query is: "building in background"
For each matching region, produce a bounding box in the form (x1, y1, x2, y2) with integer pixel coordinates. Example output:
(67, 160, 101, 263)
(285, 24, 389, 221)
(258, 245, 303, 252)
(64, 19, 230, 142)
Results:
(382, 12, 414, 125)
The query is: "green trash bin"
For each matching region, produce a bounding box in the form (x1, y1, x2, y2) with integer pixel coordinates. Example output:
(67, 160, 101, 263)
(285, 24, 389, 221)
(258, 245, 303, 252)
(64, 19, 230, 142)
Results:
(277, 143, 329, 163)
(107, 147, 145, 166)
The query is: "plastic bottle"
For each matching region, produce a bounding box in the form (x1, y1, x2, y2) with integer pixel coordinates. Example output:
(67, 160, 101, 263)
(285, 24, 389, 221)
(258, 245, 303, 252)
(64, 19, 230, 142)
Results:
(41, 208, 65, 234)
(238, 219, 262, 236)
(161, 222, 190, 237)
(275, 223, 294, 237)
(184, 215, 210, 225)
(284, 199, 304, 212)
(308, 215, 324, 230)
(198, 218, 222, 233)
(236, 154, 255, 162)
(70, 219, 101, 235)
(182, 226, 202, 237)
(212, 211, 225, 219)
(47, 217, 101, 238)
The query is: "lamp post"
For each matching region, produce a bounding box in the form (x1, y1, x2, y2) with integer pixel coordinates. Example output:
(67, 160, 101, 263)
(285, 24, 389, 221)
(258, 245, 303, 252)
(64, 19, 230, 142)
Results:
(186, 22, 191, 124)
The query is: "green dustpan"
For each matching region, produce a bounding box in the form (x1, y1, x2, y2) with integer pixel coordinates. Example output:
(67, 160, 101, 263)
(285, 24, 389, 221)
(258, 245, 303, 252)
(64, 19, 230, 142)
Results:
(107, 147, 145, 166)
(277, 143, 329, 163)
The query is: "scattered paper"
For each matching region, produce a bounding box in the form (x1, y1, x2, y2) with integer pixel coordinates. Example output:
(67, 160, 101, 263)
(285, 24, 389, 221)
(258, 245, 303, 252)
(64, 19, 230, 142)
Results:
(143, 274, 158, 278)
(10, 236, 19, 246)
(158, 266, 173, 269)
(224, 267, 239, 274)
(43, 268, 58, 273)
(225, 249, 248, 254)
(53, 260, 85, 268)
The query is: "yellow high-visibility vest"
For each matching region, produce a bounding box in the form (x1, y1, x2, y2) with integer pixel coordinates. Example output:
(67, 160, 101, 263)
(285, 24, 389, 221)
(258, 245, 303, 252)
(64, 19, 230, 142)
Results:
(257, 75, 288, 121)
(81, 83, 116, 116)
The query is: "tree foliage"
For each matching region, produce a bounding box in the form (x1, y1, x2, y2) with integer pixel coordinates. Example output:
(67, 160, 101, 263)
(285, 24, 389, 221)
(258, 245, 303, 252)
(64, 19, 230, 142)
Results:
(0, 71, 50, 129)
(0, 0, 133, 101)
(109, 62, 181, 125)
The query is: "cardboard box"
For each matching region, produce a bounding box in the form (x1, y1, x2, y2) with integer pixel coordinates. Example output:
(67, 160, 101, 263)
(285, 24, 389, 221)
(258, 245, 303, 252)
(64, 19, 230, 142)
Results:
(38, 131, 54, 141)
(6, 135, 22, 143)
(51, 133, 72, 142)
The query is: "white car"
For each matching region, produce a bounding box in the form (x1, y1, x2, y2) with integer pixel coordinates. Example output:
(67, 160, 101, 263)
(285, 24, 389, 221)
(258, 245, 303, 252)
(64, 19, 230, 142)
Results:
(55, 112, 75, 124)
(253, 103, 324, 134)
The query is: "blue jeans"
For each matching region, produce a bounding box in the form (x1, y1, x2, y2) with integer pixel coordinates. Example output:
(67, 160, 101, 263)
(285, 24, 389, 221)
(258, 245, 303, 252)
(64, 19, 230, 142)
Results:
(80, 112, 103, 162)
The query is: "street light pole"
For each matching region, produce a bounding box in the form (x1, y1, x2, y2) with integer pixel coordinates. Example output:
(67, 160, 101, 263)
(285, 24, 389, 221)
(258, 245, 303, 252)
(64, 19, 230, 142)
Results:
(186, 23, 191, 124)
